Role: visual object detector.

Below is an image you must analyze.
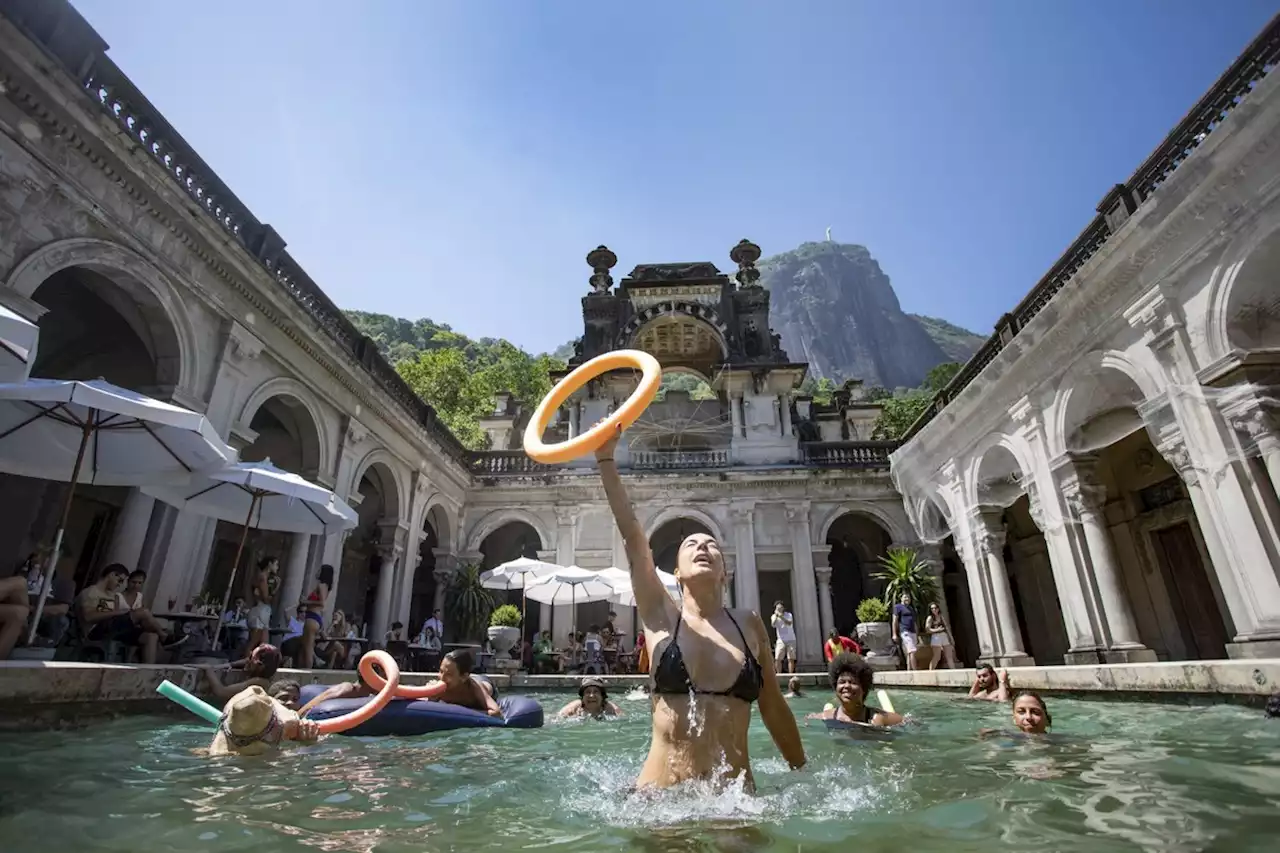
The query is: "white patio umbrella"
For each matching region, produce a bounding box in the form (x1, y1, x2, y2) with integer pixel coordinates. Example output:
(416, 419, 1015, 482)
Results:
(144, 458, 359, 648)
(598, 566, 681, 609)
(0, 378, 235, 643)
(0, 304, 38, 384)
(524, 566, 619, 643)
(480, 556, 562, 641)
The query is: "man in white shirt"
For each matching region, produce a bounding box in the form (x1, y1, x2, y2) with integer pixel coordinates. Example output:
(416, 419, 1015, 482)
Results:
(422, 609, 444, 642)
(771, 600, 797, 674)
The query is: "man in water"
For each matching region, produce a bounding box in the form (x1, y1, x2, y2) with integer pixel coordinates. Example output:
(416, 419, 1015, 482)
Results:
(892, 593, 919, 671)
(771, 601, 797, 675)
(967, 664, 1010, 701)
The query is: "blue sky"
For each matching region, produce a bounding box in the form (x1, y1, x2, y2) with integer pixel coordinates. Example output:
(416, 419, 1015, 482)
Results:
(72, 0, 1277, 355)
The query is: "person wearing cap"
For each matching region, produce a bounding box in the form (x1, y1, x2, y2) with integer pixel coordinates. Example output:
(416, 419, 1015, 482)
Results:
(208, 685, 320, 757)
(200, 643, 282, 702)
(557, 676, 623, 719)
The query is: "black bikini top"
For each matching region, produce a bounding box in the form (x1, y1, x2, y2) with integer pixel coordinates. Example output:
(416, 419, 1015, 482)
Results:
(650, 611, 763, 704)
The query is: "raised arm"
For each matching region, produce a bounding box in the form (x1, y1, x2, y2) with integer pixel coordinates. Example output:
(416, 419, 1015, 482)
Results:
(749, 611, 806, 770)
(595, 427, 675, 634)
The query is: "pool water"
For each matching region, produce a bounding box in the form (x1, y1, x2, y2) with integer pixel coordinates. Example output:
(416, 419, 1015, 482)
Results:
(1, 689, 1277, 852)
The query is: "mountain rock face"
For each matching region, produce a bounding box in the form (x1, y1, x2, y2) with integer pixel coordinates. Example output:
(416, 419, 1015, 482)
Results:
(907, 313, 987, 364)
(760, 241, 963, 388)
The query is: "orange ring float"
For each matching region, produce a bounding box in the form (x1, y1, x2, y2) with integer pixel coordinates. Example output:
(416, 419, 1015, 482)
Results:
(312, 650, 401, 734)
(522, 349, 662, 464)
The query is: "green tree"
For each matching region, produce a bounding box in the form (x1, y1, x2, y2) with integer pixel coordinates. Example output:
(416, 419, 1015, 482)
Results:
(397, 348, 492, 449)
(797, 376, 837, 405)
(924, 362, 962, 392)
(864, 385, 892, 402)
(870, 389, 931, 440)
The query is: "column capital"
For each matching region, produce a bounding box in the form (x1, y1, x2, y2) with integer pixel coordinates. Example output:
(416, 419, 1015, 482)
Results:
(1008, 388, 1054, 431)
(978, 527, 1006, 556)
(784, 500, 811, 525)
(1154, 432, 1200, 488)
(729, 500, 757, 521)
(1222, 393, 1280, 448)
(553, 506, 577, 528)
(814, 565, 832, 585)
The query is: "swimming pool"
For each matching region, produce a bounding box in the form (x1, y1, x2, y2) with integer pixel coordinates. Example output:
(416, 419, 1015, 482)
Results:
(0, 689, 1276, 851)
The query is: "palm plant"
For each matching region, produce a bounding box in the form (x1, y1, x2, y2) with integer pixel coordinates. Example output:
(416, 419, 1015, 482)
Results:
(872, 546, 939, 609)
(445, 563, 495, 641)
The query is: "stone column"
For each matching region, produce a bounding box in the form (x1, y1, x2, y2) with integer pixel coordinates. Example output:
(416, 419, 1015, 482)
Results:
(785, 502, 822, 664)
(554, 507, 577, 640)
(1127, 288, 1280, 654)
(780, 395, 793, 437)
(1060, 459, 1155, 662)
(729, 502, 759, 614)
(274, 532, 311, 623)
(974, 511, 1033, 665)
(730, 393, 743, 438)
(370, 543, 402, 644)
(568, 403, 581, 440)
(723, 566, 735, 608)
(103, 489, 156, 570)
(1226, 398, 1280, 507)
(814, 565, 834, 640)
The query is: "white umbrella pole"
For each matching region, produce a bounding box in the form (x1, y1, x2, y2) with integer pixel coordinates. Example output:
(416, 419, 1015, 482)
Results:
(27, 410, 95, 645)
(212, 493, 260, 651)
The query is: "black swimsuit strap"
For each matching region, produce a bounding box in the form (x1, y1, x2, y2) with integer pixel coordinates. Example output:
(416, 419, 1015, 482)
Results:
(723, 611, 753, 660)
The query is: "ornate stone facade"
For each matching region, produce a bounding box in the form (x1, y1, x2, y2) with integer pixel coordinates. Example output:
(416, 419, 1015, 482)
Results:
(891, 18, 1280, 663)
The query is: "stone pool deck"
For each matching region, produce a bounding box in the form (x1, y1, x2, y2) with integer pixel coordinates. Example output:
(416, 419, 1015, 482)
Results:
(1, 658, 1276, 729)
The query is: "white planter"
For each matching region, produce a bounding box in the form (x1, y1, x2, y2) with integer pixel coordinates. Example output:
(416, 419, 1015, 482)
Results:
(487, 626, 520, 655)
(857, 621, 895, 659)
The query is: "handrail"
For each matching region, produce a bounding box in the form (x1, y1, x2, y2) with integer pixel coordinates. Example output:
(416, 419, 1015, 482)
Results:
(0, 0, 467, 461)
(901, 13, 1280, 443)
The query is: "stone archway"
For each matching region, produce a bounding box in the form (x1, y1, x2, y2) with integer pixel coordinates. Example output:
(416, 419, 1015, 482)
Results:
(824, 512, 893, 636)
(0, 256, 194, 594)
(338, 460, 404, 633)
(202, 390, 328, 635)
(1055, 363, 1231, 661)
(479, 521, 544, 643)
(408, 502, 452, 636)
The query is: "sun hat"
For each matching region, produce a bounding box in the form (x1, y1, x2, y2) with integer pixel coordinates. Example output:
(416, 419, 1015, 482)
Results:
(218, 685, 283, 756)
(578, 676, 608, 702)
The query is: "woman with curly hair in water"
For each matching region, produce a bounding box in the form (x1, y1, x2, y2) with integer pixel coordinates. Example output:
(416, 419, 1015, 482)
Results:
(596, 428, 805, 790)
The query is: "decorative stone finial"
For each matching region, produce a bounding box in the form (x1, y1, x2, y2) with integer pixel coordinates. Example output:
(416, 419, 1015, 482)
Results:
(586, 245, 617, 294)
(730, 239, 761, 288)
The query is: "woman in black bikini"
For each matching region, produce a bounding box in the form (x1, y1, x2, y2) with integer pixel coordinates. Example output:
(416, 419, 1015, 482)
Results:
(596, 429, 805, 790)
(809, 652, 904, 728)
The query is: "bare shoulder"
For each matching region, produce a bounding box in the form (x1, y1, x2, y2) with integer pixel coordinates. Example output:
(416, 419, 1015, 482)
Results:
(730, 608, 768, 652)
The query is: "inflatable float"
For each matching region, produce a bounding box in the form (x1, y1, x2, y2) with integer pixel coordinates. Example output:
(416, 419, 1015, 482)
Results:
(297, 683, 544, 736)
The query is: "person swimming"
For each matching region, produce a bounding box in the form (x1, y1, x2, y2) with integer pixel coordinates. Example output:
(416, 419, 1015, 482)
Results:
(295, 649, 501, 718)
(808, 652, 904, 728)
(595, 426, 805, 791)
(208, 685, 319, 757)
(784, 677, 804, 698)
(557, 676, 623, 719)
(979, 690, 1053, 738)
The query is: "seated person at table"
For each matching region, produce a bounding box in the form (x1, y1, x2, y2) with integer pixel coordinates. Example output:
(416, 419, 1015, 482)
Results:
(279, 606, 306, 665)
(385, 621, 406, 644)
(557, 676, 623, 719)
(808, 653, 904, 727)
(200, 644, 282, 702)
(208, 685, 319, 757)
(532, 630, 557, 673)
(321, 610, 350, 669)
(75, 564, 179, 663)
(0, 575, 30, 659)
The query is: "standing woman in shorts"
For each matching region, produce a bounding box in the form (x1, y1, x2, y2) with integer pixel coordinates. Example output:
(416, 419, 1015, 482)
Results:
(296, 564, 333, 670)
(246, 556, 280, 652)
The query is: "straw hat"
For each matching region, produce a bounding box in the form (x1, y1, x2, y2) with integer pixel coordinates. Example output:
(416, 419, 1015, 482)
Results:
(217, 685, 282, 756)
(578, 676, 608, 702)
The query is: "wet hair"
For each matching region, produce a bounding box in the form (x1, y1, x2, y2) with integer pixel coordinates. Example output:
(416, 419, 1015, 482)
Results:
(249, 644, 282, 678)
(317, 564, 335, 587)
(788, 677, 802, 693)
(1263, 691, 1279, 719)
(444, 648, 474, 675)
(976, 663, 996, 677)
(828, 652, 874, 695)
(1013, 690, 1052, 727)
(269, 679, 301, 700)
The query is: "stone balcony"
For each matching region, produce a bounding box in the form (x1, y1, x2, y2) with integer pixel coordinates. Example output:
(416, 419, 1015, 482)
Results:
(466, 440, 895, 477)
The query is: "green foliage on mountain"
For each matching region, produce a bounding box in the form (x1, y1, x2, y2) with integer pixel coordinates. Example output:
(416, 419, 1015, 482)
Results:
(871, 362, 962, 440)
(908, 314, 986, 362)
(346, 311, 562, 450)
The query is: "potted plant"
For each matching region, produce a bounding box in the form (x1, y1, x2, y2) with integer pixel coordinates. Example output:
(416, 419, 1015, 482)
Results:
(487, 604, 522, 656)
(855, 597, 895, 661)
(445, 563, 494, 642)
(872, 546, 939, 668)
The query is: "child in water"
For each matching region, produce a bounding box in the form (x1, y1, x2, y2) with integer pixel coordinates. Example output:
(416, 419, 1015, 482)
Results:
(208, 685, 320, 757)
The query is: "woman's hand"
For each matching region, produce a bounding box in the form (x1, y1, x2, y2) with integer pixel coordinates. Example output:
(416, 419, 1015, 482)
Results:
(595, 424, 621, 463)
